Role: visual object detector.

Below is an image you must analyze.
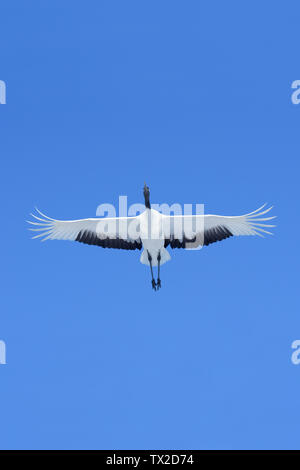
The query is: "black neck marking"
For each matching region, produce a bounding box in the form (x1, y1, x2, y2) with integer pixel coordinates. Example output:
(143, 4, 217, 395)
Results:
(144, 193, 151, 209)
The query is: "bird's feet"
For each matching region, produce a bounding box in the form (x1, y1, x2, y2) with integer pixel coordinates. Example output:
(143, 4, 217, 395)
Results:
(156, 278, 161, 290)
(152, 279, 157, 291)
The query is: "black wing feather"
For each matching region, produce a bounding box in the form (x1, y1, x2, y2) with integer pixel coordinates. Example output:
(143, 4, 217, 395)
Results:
(76, 230, 142, 250)
(165, 225, 233, 249)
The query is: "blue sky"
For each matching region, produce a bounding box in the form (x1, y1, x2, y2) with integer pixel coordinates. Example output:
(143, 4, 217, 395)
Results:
(0, 1, 299, 450)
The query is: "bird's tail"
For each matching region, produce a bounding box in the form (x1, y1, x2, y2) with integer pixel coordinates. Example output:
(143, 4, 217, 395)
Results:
(140, 248, 171, 266)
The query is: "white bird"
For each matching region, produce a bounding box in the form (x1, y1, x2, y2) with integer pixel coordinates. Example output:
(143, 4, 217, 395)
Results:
(28, 184, 276, 290)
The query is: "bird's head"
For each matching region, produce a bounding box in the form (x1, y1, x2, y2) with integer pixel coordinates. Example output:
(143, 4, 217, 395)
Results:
(143, 183, 150, 195)
(143, 183, 151, 208)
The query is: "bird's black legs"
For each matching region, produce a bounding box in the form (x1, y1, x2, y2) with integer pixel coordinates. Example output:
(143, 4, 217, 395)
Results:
(147, 251, 156, 291)
(147, 250, 162, 291)
(157, 251, 161, 290)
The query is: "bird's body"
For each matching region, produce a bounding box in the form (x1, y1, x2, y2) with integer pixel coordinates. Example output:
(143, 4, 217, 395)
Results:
(28, 184, 275, 290)
(139, 208, 170, 267)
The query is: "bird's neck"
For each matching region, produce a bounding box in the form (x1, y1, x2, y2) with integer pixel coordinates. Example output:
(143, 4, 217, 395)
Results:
(144, 194, 151, 209)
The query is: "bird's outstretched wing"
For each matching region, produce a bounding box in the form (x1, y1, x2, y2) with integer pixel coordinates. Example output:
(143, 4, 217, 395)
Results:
(27, 208, 142, 250)
(162, 204, 276, 249)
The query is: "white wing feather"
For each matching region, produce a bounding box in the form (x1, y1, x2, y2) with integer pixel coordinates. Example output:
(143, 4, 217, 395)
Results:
(163, 204, 276, 246)
(27, 208, 140, 243)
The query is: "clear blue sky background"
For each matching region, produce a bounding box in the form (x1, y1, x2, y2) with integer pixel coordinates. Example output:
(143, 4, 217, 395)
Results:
(0, 1, 299, 450)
